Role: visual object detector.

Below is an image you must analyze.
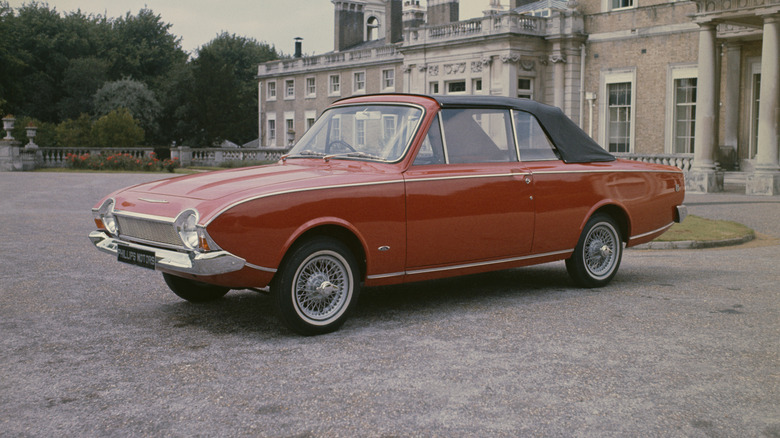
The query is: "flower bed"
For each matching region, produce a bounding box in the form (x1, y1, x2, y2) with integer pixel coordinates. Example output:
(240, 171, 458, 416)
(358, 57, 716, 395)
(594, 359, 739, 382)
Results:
(66, 152, 179, 172)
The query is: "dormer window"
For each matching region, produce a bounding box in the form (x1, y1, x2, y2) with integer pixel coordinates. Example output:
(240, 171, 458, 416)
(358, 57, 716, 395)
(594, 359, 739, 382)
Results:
(367, 16, 380, 41)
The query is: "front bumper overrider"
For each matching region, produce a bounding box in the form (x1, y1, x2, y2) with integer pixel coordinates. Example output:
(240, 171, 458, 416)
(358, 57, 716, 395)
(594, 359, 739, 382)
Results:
(89, 231, 245, 276)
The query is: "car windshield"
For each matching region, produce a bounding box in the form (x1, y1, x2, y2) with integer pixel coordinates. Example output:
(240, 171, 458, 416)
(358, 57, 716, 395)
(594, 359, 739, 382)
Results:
(287, 104, 423, 162)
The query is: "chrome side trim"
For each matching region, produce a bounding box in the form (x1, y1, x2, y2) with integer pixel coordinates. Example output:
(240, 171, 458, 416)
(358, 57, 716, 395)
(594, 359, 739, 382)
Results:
(89, 231, 245, 276)
(405, 249, 573, 277)
(206, 179, 405, 226)
(405, 172, 522, 183)
(533, 169, 684, 175)
(630, 222, 673, 241)
(366, 271, 405, 280)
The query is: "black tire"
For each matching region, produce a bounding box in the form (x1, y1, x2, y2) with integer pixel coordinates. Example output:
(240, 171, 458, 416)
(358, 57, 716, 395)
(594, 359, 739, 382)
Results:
(565, 213, 623, 288)
(162, 273, 230, 303)
(271, 237, 361, 335)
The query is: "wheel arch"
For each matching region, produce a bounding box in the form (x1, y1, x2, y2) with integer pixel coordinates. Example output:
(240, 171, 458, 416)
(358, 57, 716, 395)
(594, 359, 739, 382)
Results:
(277, 222, 368, 282)
(589, 203, 630, 244)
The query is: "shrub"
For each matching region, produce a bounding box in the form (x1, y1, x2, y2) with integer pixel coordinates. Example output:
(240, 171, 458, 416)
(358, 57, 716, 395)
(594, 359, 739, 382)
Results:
(65, 152, 179, 172)
(56, 114, 95, 148)
(92, 108, 144, 148)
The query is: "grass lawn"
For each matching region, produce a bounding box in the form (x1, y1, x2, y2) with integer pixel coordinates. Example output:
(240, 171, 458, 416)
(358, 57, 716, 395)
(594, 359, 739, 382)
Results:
(655, 214, 754, 242)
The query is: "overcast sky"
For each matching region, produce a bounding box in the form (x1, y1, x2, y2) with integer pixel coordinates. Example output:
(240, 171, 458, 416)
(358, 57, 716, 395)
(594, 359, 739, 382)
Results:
(13, 1, 494, 56)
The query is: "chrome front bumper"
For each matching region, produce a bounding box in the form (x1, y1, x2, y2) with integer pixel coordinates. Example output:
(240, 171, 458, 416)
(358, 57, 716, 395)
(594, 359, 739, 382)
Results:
(89, 231, 245, 276)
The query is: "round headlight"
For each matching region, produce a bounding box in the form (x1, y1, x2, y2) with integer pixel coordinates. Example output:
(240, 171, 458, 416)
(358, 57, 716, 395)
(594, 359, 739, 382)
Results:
(175, 209, 200, 249)
(99, 199, 118, 235)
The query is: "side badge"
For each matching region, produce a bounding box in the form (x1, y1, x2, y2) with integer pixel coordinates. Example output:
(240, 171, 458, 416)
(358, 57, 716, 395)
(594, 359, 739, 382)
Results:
(378, 246, 390, 252)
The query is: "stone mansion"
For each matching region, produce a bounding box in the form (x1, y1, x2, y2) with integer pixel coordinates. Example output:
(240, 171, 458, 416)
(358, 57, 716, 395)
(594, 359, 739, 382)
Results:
(257, 0, 780, 195)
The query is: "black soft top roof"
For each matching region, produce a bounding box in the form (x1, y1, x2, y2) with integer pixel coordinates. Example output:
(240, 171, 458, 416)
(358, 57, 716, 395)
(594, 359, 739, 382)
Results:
(433, 95, 615, 163)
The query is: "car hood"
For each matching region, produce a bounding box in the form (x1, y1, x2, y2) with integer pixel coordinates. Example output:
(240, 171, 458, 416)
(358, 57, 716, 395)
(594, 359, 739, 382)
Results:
(126, 163, 336, 201)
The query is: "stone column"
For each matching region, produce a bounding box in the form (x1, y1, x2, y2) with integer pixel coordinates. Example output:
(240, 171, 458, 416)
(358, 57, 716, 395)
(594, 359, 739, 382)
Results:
(747, 14, 780, 195)
(551, 42, 566, 109)
(722, 43, 741, 156)
(689, 21, 723, 193)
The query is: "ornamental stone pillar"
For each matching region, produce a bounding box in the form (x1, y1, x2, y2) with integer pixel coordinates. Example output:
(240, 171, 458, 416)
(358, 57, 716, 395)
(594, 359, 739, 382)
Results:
(746, 14, 780, 195)
(551, 42, 566, 110)
(689, 21, 723, 193)
(722, 44, 741, 158)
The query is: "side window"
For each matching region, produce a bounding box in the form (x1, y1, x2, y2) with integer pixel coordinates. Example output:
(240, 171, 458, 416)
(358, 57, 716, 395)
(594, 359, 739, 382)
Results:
(413, 115, 445, 165)
(513, 110, 560, 161)
(441, 108, 516, 163)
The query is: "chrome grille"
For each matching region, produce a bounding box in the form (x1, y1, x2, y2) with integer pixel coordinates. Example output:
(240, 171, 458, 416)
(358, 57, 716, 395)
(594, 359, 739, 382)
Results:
(116, 215, 182, 247)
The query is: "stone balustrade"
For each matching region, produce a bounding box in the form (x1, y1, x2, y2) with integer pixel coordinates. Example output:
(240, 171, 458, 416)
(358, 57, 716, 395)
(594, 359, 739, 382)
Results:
(38, 147, 154, 168)
(404, 13, 546, 46)
(171, 146, 290, 167)
(613, 152, 695, 172)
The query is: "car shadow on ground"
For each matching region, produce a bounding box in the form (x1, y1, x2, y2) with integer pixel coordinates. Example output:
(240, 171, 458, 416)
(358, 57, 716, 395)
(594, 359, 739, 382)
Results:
(146, 264, 577, 337)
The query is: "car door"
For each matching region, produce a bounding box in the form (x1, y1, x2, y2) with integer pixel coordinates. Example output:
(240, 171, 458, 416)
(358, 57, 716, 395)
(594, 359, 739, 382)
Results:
(404, 108, 534, 270)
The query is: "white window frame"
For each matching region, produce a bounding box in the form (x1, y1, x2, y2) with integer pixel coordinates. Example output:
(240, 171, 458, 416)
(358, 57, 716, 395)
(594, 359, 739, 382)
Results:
(602, 0, 635, 11)
(382, 69, 395, 91)
(429, 81, 440, 94)
(353, 71, 366, 94)
(445, 80, 467, 95)
(599, 68, 636, 153)
(305, 76, 316, 98)
(518, 77, 534, 99)
(267, 114, 277, 145)
(305, 110, 316, 132)
(472, 78, 483, 94)
(665, 64, 698, 154)
(267, 81, 277, 101)
(329, 74, 341, 96)
(284, 79, 295, 100)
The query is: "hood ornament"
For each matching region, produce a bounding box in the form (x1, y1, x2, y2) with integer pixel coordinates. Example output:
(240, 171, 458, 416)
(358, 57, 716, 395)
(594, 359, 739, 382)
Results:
(138, 198, 169, 204)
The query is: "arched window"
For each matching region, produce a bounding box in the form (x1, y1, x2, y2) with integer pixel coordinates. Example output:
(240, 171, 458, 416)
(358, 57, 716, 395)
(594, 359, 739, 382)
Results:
(366, 16, 380, 41)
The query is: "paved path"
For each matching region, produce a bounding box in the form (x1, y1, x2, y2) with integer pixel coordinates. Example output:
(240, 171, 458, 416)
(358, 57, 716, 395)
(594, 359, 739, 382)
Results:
(0, 172, 778, 437)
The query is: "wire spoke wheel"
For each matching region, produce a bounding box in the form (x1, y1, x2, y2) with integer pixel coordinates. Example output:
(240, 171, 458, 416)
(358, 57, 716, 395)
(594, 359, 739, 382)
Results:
(566, 214, 623, 288)
(583, 225, 617, 278)
(294, 252, 350, 321)
(273, 237, 360, 335)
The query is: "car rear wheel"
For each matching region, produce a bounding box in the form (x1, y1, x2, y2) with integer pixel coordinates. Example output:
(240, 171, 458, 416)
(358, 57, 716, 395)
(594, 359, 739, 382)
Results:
(566, 214, 623, 288)
(272, 237, 360, 335)
(162, 273, 230, 302)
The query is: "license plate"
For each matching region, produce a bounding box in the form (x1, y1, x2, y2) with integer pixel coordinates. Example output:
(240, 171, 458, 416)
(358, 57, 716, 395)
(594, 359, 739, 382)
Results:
(117, 244, 156, 270)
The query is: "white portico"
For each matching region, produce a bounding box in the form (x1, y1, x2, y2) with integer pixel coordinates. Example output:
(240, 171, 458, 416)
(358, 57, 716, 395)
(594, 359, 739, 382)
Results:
(691, 0, 780, 194)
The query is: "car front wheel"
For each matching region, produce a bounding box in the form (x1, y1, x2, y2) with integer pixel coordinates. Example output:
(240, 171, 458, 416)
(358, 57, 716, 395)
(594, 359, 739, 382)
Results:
(162, 273, 230, 302)
(272, 237, 361, 335)
(566, 214, 623, 288)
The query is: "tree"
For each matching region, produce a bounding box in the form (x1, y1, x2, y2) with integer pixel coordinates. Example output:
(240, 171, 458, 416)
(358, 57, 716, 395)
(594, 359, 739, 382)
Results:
(93, 78, 161, 140)
(187, 33, 280, 147)
(57, 57, 109, 120)
(92, 108, 144, 148)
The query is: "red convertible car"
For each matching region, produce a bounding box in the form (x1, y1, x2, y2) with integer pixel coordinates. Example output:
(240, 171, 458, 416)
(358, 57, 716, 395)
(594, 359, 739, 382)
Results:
(90, 94, 686, 335)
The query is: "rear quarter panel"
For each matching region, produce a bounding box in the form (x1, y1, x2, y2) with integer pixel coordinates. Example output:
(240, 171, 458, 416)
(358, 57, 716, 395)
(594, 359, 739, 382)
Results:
(527, 159, 685, 253)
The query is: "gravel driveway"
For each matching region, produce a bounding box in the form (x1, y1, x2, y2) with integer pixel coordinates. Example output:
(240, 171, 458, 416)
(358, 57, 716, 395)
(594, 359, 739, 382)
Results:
(1, 172, 778, 437)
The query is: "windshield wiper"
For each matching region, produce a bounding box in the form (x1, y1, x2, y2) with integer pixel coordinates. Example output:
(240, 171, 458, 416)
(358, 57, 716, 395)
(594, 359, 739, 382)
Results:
(284, 150, 327, 159)
(323, 151, 388, 162)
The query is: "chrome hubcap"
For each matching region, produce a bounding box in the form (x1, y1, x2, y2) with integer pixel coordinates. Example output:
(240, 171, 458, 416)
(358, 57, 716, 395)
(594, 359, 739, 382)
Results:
(584, 224, 617, 278)
(294, 252, 351, 322)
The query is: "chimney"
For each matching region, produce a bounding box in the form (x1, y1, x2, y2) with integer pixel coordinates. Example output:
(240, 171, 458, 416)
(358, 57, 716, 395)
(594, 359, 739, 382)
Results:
(427, 0, 459, 26)
(403, 0, 426, 29)
(294, 37, 303, 58)
(333, 1, 365, 52)
(509, 0, 536, 9)
(386, 0, 403, 43)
